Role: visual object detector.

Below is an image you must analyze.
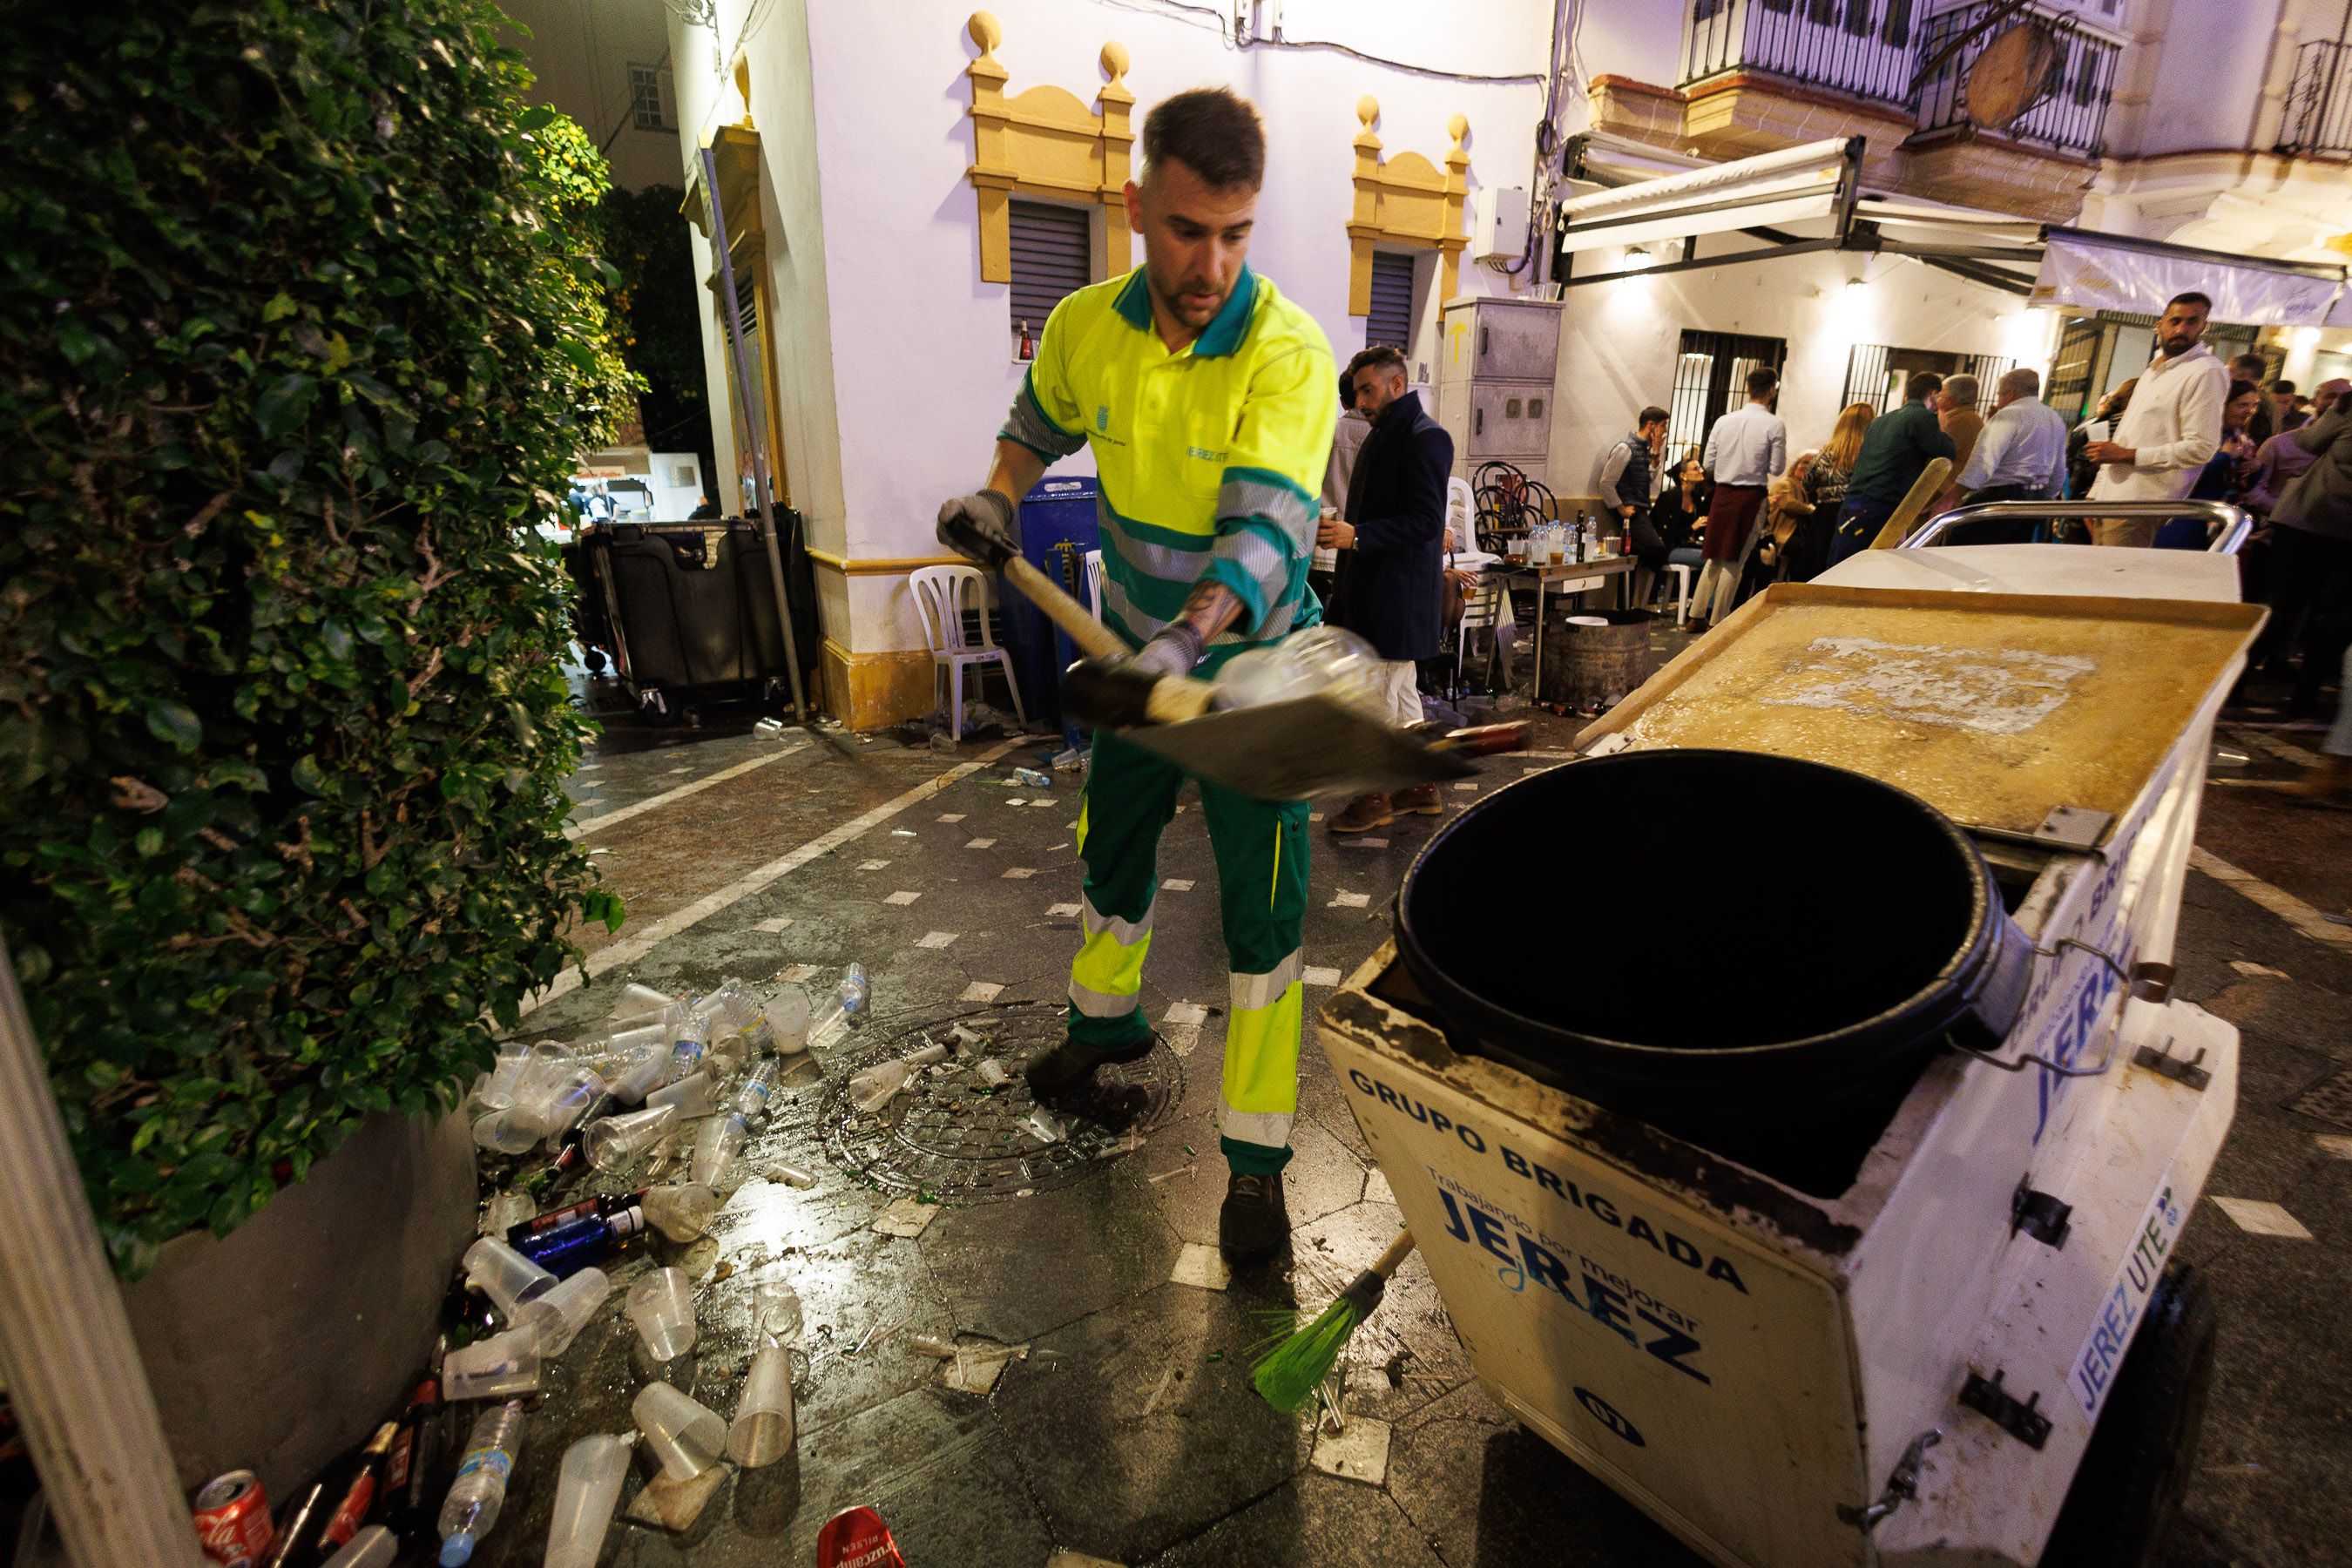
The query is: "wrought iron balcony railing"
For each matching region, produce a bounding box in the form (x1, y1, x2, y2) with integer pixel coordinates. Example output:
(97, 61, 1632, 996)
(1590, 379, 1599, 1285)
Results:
(2280, 39, 2352, 156)
(1681, 0, 2119, 159)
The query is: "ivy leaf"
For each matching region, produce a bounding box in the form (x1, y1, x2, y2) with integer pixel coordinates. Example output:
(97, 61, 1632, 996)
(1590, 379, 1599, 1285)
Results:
(145, 699, 204, 753)
(254, 373, 318, 440)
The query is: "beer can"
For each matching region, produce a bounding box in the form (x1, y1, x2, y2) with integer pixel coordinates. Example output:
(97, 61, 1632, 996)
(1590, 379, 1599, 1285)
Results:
(192, 1470, 275, 1568)
(814, 1504, 904, 1568)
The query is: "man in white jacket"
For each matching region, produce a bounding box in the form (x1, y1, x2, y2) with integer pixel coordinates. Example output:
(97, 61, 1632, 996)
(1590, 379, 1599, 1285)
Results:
(2085, 291, 2227, 547)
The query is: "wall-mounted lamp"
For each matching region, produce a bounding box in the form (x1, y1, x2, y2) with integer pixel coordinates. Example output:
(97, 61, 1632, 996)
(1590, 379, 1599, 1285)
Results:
(1843, 276, 1866, 292)
(2295, 326, 2323, 348)
(1624, 246, 1654, 271)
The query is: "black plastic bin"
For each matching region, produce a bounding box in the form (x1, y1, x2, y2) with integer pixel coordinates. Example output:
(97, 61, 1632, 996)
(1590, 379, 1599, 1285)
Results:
(1395, 748, 2034, 1195)
(579, 517, 815, 720)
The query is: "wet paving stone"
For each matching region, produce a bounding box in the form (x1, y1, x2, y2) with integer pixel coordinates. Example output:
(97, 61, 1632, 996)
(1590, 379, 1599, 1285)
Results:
(921, 1166, 1185, 1344)
(996, 1282, 1321, 1563)
(1145, 1470, 1447, 1567)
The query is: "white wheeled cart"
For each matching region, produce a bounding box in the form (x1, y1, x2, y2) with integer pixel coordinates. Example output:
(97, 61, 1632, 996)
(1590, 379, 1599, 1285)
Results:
(1317, 524, 2266, 1567)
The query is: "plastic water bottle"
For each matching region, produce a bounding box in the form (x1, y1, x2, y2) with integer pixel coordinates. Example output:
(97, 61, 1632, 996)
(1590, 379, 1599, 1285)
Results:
(436, 1400, 526, 1565)
(733, 1061, 779, 1123)
(667, 1015, 713, 1082)
(837, 965, 869, 1030)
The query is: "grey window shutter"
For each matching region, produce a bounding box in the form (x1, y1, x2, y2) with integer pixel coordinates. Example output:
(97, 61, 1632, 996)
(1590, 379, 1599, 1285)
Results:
(1366, 252, 1414, 349)
(1009, 200, 1092, 335)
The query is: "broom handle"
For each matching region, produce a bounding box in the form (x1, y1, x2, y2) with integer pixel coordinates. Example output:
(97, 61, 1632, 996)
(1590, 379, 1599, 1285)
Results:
(1369, 1227, 1416, 1281)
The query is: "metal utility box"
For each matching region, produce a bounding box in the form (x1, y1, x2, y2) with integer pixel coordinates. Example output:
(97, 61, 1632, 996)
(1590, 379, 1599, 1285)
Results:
(1318, 562, 2265, 1567)
(1436, 296, 1563, 484)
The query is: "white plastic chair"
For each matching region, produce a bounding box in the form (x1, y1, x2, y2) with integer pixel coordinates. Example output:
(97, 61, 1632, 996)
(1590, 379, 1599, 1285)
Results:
(909, 565, 1027, 741)
(1659, 561, 1696, 625)
(1083, 549, 1105, 624)
(1445, 476, 1475, 551)
(1452, 578, 1505, 699)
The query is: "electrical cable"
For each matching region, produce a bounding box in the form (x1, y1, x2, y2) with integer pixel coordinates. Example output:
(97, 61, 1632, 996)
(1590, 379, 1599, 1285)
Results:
(1086, 0, 1549, 85)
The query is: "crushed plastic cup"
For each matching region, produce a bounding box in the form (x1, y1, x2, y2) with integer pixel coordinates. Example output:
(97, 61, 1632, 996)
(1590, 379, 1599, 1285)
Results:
(442, 1328, 542, 1400)
(765, 987, 812, 1055)
(765, 1162, 818, 1190)
(625, 1267, 698, 1361)
(752, 1277, 804, 1347)
(727, 1343, 797, 1468)
(632, 1381, 725, 1482)
(321, 1524, 398, 1568)
(646, 1071, 719, 1119)
(583, 1105, 676, 1172)
(472, 1108, 544, 1156)
(640, 1183, 719, 1243)
(974, 1058, 1012, 1089)
(463, 1237, 558, 1318)
(543, 1433, 632, 1568)
(514, 1063, 602, 1143)
(515, 1267, 610, 1358)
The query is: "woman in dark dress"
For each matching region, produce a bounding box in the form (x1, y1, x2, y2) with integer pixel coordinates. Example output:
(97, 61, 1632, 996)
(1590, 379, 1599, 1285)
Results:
(1652, 455, 1711, 571)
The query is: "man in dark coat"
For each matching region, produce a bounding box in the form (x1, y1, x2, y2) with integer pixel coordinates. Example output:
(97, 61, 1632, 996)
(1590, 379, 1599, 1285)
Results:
(1317, 343, 1454, 833)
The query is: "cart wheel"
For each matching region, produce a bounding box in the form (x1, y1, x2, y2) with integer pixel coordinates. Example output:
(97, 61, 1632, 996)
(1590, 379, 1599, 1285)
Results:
(2038, 1263, 2217, 1568)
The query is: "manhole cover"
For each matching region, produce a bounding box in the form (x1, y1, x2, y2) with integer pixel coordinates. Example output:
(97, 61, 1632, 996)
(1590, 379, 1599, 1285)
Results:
(820, 1007, 1184, 1200)
(2289, 1064, 2352, 1131)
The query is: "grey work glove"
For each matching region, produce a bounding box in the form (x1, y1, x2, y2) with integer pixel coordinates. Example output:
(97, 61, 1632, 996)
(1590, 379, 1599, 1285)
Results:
(1128, 623, 1205, 679)
(936, 488, 1019, 565)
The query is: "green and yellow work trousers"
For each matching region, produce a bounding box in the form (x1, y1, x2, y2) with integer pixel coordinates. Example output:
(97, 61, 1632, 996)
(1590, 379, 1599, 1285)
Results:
(1066, 729, 1312, 1175)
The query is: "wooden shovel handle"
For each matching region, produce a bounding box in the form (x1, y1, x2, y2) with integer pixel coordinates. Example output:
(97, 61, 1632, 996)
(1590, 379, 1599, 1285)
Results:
(996, 554, 1217, 721)
(1869, 456, 1953, 551)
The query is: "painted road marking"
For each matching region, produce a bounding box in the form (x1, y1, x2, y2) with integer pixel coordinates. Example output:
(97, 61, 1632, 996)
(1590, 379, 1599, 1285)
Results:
(1047, 902, 1080, 917)
(857, 859, 889, 871)
(1162, 878, 1195, 892)
(916, 931, 958, 949)
(2316, 1135, 2352, 1160)
(518, 740, 1020, 1017)
(960, 982, 1004, 1003)
(1169, 1243, 1230, 1292)
(1002, 867, 1036, 879)
(1329, 891, 1371, 909)
(2190, 848, 2352, 954)
(565, 742, 808, 839)
(754, 916, 794, 933)
(1302, 966, 1342, 986)
(965, 838, 997, 849)
(884, 890, 921, 906)
(2229, 959, 2289, 978)
(1164, 1002, 1208, 1025)
(2231, 727, 2324, 768)
(937, 813, 966, 823)
(1340, 837, 1389, 848)
(2210, 1198, 2314, 1240)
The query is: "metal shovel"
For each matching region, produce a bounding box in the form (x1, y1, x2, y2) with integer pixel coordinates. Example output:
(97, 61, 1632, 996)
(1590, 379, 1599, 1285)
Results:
(947, 520, 1529, 800)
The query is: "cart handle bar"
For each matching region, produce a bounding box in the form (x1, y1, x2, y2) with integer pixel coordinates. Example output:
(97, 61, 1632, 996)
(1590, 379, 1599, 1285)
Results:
(1900, 499, 2251, 557)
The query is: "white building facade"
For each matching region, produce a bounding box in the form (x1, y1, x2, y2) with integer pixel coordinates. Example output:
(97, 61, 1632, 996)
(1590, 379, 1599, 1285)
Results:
(657, 0, 2352, 727)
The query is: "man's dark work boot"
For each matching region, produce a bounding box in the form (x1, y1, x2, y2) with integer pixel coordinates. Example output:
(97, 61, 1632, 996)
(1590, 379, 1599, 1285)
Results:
(1024, 1037, 1151, 1127)
(1219, 1169, 1290, 1262)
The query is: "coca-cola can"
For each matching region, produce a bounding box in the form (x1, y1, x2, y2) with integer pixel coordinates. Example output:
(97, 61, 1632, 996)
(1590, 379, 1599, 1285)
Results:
(192, 1470, 274, 1568)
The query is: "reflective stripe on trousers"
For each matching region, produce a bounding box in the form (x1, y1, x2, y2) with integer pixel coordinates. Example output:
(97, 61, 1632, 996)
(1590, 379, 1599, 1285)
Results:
(1220, 950, 1301, 1159)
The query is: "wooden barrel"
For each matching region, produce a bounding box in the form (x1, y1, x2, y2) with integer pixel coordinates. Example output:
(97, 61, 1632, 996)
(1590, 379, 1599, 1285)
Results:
(1540, 607, 1654, 705)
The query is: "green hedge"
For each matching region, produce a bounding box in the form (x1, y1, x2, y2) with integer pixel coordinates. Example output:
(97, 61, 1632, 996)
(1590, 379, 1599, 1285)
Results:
(0, 3, 630, 1273)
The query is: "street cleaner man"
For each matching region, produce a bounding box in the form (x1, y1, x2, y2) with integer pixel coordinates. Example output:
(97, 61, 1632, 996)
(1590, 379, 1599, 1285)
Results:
(935, 88, 1335, 1261)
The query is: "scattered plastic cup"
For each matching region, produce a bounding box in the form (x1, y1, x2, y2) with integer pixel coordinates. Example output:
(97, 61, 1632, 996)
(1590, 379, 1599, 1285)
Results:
(647, 1071, 719, 1119)
(543, 1433, 633, 1568)
(472, 1109, 544, 1156)
(727, 1343, 797, 1468)
(640, 1183, 719, 1243)
(691, 1113, 749, 1188)
(632, 1381, 725, 1483)
(514, 1267, 611, 1358)
(752, 1278, 803, 1348)
(463, 1237, 557, 1318)
(582, 1105, 676, 1172)
(322, 1524, 398, 1568)
(478, 1046, 531, 1112)
(609, 982, 677, 1024)
(479, 1190, 536, 1239)
(442, 1328, 541, 1400)
(766, 1162, 818, 1190)
(625, 1267, 698, 1361)
(533, 1066, 607, 1142)
(765, 987, 812, 1055)
(605, 1047, 671, 1106)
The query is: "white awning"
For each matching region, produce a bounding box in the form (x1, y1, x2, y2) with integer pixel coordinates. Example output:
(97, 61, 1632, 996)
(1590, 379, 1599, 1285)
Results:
(1556, 139, 2352, 323)
(2029, 229, 2347, 326)
(1555, 138, 1855, 255)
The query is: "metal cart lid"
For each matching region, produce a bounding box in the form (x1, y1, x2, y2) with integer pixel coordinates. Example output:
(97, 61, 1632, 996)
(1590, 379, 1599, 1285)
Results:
(1577, 584, 2265, 848)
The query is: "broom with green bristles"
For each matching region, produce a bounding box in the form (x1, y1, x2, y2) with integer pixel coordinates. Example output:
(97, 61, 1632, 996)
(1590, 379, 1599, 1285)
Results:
(1250, 1228, 1418, 1412)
